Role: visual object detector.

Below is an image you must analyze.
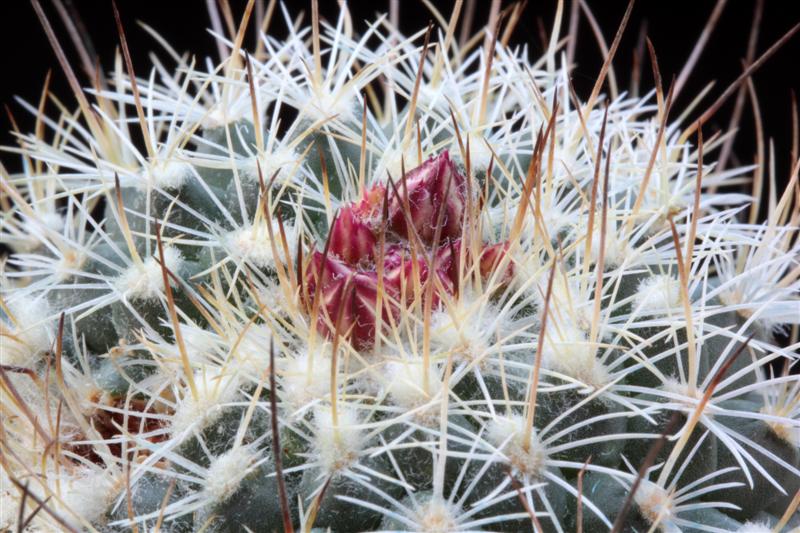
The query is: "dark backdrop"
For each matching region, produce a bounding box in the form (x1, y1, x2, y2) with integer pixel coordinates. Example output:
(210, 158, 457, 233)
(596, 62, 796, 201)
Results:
(1, 1, 799, 186)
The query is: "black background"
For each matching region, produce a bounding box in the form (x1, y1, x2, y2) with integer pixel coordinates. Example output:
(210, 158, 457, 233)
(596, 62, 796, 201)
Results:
(1, 1, 799, 188)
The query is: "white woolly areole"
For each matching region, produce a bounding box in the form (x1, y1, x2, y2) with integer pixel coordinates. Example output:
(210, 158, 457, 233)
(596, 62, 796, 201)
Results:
(55, 248, 88, 282)
(633, 275, 682, 315)
(1, 467, 118, 529)
(171, 368, 240, 435)
(201, 107, 226, 129)
(115, 248, 182, 300)
(541, 324, 610, 387)
(256, 279, 286, 316)
(142, 160, 192, 190)
(281, 348, 334, 411)
(59, 468, 119, 526)
(204, 446, 259, 502)
(223, 220, 294, 270)
(534, 275, 593, 333)
(633, 167, 689, 231)
(509, 204, 574, 253)
(1, 297, 54, 366)
(152, 325, 215, 378)
(385, 359, 443, 420)
(429, 294, 500, 364)
(487, 414, 547, 477)
(633, 480, 678, 533)
(180, 325, 219, 363)
(228, 324, 272, 379)
(377, 147, 421, 184)
(302, 85, 358, 123)
(449, 133, 493, 171)
(202, 104, 245, 129)
(241, 147, 300, 184)
(661, 379, 703, 403)
(313, 404, 365, 474)
(508, 246, 546, 295)
(736, 522, 772, 533)
(416, 497, 460, 533)
(761, 404, 800, 448)
(588, 222, 633, 267)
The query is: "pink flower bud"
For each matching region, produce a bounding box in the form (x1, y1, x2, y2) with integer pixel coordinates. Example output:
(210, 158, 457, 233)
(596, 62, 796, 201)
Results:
(353, 184, 386, 221)
(329, 206, 377, 266)
(305, 251, 397, 349)
(479, 241, 514, 284)
(328, 185, 386, 266)
(383, 243, 456, 309)
(388, 151, 466, 244)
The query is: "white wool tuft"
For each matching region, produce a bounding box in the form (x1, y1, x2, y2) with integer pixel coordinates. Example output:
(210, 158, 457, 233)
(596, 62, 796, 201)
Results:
(150, 324, 215, 378)
(533, 275, 593, 333)
(761, 404, 800, 448)
(143, 160, 192, 190)
(417, 497, 460, 532)
(223, 220, 295, 270)
(256, 280, 287, 316)
(588, 223, 633, 267)
(302, 86, 358, 124)
(429, 293, 500, 363)
(171, 368, 240, 435)
(204, 446, 259, 502)
(633, 274, 682, 315)
(313, 404, 365, 474)
(449, 133, 493, 171)
(180, 325, 220, 362)
(280, 348, 334, 411)
(229, 324, 272, 379)
(54, 248, 87, 282)
(661, 378, 702, 401)
(1, 297, 54, 367)
(385, 358, 443, 411)
(633, 480, 678, 531)
(241, 147, 300, 184)
(377, 147, 421, 184)
(1, 467, 117, 530)
(115, 247, 182, 300)
(541, 324, 610, 387)
(487, 414, 547, 477)
(59, 468, 119, 526)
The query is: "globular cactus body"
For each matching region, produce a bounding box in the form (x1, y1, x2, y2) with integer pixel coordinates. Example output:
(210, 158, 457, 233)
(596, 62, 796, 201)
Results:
(2, 3, 800, 533)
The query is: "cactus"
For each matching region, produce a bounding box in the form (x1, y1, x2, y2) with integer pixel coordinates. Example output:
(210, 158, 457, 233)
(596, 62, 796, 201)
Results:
(2, 2, 800, 532)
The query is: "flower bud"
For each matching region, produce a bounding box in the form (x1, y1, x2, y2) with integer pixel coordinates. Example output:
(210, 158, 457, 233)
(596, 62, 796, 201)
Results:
(329, 206, 377, 266)
(479, 241, 514, 284)
(353, 184, 386, 221)
(383, 243, 456, 309)
(388, 151, 466, 244)
(328, 185, 386, 266)
(305, 251, 396, 349)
